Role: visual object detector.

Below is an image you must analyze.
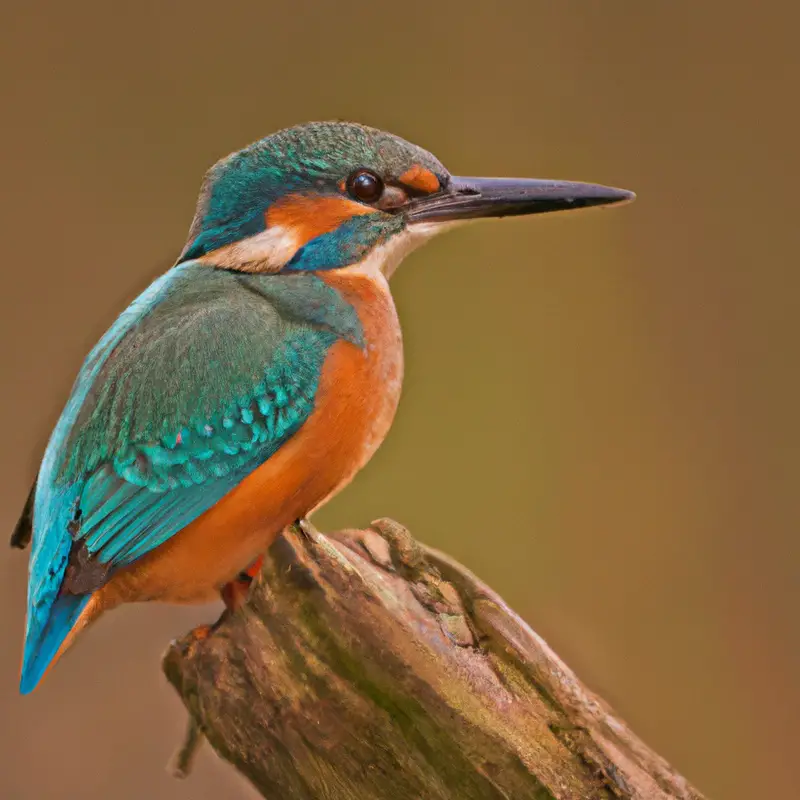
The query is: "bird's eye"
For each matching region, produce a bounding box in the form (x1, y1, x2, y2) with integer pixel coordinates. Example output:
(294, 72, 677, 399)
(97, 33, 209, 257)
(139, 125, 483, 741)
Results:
(347, 169, 384, 204)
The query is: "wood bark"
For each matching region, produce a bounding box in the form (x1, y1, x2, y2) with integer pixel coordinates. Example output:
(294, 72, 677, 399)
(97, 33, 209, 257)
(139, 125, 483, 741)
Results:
(162, 519, 705, 800)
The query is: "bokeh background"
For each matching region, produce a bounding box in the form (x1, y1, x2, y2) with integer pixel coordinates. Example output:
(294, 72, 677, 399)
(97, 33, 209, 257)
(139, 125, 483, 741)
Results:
(1, 2, 797, 798)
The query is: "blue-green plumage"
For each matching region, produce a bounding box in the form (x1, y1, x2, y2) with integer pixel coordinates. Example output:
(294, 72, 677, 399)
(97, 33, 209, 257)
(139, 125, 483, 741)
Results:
(179, 122, 446, 265)
(21, 263, 362, 693)
(286, 213, 405, 272)
(15, 119, 634, 697)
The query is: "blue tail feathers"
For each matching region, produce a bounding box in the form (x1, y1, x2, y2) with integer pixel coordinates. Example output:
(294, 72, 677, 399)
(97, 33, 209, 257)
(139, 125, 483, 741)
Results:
(20, 593, 90, 694)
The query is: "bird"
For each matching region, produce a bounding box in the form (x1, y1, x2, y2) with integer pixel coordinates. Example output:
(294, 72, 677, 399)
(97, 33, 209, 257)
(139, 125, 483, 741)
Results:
(11, 121, 634, 694)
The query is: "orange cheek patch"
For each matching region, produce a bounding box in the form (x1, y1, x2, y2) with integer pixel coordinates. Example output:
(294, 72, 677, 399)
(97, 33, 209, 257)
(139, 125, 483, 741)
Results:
(266, 195, 377, 248)
(399, 165, 440, 194)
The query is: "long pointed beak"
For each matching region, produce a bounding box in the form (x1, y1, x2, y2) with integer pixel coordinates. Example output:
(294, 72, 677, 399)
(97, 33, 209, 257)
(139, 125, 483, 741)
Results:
(407, 176, 635, 223)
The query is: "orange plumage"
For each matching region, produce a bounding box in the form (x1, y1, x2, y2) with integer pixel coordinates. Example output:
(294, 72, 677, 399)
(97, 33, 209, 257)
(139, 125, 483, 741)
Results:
(44, 268, 403, 677)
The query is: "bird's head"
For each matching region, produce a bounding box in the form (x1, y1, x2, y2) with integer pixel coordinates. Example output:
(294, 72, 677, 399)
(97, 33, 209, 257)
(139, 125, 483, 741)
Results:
(179, 121, 634, 276)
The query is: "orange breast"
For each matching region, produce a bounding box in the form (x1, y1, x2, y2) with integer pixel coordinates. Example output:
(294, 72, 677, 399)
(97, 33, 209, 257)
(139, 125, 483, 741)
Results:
(96, 269, 403, 609)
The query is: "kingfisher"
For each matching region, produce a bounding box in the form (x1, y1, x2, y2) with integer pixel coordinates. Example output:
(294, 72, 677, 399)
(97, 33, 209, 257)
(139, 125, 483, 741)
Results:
(11, 121, 634, 694)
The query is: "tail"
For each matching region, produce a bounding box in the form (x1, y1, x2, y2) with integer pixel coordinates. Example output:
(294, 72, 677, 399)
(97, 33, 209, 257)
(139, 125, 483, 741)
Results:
(20, 593, 91, 694)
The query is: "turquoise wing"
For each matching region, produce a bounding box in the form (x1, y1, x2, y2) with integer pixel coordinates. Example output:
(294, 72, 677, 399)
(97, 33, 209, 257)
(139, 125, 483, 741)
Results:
(21, 263, 361, 693)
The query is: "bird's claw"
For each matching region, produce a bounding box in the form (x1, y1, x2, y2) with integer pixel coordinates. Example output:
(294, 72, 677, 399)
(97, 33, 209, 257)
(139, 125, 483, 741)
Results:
(220, 576, 252, 611)
(219, 553, 264, 611)
(186, 623, 212, 644)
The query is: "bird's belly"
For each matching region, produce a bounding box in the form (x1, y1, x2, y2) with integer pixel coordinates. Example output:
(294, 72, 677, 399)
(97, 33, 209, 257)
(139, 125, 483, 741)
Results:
(102, 272, 403, 606)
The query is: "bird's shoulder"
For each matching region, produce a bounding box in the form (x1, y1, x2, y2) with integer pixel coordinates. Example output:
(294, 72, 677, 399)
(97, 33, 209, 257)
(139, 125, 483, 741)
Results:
(52, 263, 364, 485)
(15, 264, 363, 561)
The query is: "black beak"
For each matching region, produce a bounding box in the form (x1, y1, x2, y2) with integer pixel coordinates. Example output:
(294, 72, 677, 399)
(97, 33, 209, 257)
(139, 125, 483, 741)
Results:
(407, 176, 635, 223)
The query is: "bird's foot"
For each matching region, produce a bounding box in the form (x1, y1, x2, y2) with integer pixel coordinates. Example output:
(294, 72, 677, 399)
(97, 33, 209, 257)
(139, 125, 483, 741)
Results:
(186, 623, 213, 644)
(219, 555, 264, 612)
(185, 555, 265, 649)
(220, 579, 250, 612)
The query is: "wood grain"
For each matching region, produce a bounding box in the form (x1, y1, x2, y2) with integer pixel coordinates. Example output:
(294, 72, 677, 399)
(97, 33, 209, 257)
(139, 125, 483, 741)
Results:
(163, 519, 705, 800)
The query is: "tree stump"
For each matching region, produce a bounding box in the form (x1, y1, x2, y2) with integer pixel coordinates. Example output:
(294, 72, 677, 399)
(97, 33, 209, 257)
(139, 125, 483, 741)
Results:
(162, 519, 705, 800)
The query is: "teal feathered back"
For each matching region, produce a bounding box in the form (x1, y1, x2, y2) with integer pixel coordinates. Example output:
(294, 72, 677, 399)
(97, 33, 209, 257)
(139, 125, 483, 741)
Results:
(21, 263, 362, 693)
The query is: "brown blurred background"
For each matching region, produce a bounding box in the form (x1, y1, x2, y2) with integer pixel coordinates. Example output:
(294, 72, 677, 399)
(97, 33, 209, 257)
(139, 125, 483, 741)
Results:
(1, 2, 797, 798)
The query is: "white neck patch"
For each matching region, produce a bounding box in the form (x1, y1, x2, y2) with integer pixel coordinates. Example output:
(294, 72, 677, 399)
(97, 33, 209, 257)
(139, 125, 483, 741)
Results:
(192, 220, 461, 277)
(193, 225, 301, 273)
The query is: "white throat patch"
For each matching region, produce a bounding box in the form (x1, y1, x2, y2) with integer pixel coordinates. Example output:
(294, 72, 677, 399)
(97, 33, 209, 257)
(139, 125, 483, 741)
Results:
(339, 221, 463, 281)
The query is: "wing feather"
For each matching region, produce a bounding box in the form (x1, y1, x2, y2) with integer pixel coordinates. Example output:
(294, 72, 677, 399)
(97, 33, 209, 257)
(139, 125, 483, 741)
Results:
(20, 264, 361, 692)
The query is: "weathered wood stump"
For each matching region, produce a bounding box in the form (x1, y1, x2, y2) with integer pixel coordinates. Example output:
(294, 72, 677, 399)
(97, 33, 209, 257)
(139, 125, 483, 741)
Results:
(162, 519, 705, 800)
